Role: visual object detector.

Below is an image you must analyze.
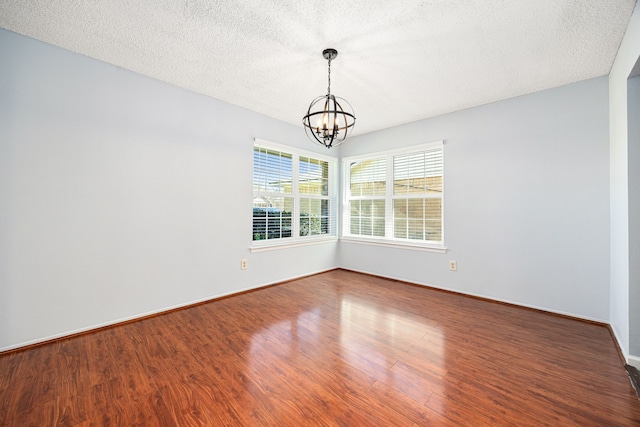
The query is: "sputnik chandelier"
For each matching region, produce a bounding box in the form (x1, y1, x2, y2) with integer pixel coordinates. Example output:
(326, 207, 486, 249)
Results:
(302, 48, 356, 148)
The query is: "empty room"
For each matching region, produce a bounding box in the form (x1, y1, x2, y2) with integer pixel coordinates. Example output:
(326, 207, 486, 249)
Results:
(2, 0, 640, 425)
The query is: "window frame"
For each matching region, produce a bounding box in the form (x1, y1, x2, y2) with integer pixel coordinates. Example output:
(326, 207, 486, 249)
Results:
(252, 139, 338, 251)
(341, 141, 446, 252)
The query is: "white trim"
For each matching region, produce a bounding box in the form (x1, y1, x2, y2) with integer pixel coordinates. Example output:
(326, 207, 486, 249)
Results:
(340, 237, 447, 253)
(629, 355, 640, 369)
(609, 323, 629, 363)
(250, 236, 337, 252)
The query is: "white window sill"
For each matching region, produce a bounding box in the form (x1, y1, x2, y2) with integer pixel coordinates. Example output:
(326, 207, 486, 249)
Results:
(339, 237, 447, 253)
(250, 236, 338, 253)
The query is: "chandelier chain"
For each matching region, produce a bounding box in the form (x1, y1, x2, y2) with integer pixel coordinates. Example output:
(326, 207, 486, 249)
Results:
(327, 58, 331, 96)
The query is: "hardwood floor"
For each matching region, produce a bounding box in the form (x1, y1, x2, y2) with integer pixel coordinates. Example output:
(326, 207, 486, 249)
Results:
(1, 269, 639, 426)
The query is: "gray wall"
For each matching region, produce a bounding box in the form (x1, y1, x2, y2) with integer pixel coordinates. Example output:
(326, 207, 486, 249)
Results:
(0, 27, 615, 352)
(0, 30, 339, 351)
(609, 3, 640, 367)
(629, 75, 640, 358)
(339, 77, 611, 321)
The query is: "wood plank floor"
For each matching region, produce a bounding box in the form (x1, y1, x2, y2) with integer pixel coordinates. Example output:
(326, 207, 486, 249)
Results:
(1, 269, 639, 426)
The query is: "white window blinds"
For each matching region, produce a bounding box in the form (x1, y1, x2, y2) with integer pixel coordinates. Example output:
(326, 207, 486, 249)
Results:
(343, 142, 444, 246)
(393, 147, 443, 242)
(348, 158, 386, 237)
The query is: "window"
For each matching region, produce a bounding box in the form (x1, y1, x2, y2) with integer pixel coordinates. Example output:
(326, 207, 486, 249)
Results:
(252, 147, 293, 241)
(348, 157, 386, 237)
(343, 141, 444, 248)
(253, 140, 336, 246)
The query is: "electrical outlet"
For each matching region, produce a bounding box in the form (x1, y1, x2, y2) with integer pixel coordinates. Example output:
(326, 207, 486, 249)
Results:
(449, 260, 457, 271)
(241, 259, 248, 270)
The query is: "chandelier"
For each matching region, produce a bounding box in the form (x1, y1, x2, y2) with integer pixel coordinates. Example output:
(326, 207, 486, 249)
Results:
(302, 48, 356, 149)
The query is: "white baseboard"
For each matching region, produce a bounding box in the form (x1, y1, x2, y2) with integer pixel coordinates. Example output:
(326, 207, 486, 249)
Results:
(628, 355, 640, 369)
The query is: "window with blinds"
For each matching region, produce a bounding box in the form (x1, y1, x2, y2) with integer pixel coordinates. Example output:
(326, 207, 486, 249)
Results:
(343, 141, 444, 247)
(253, 140, 336, 245)
(348, 158, 386, 237)
(393, 148, 443, 241)
(299, 156, 330, 236)
(253, 147, 293, 241)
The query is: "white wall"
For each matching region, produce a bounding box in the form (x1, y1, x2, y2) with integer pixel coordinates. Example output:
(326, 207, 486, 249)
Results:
(0, 30, 338, 352)
(339, 77, 610, 321)
(609, 3, 640, 366)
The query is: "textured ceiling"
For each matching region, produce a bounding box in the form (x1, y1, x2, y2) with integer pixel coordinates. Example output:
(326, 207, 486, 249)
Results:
(0, 0, 637, 136)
